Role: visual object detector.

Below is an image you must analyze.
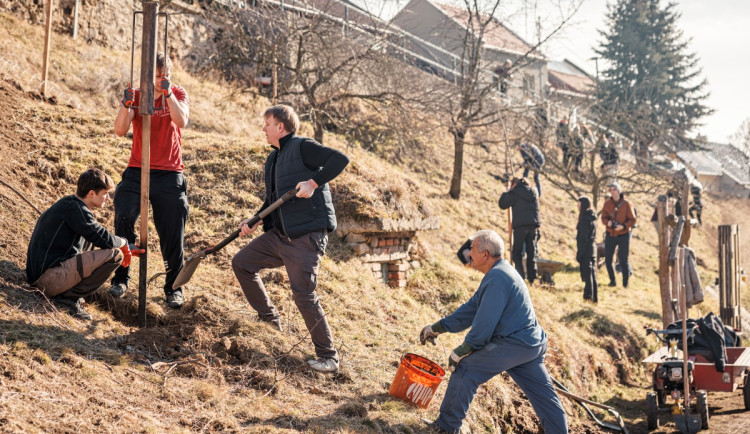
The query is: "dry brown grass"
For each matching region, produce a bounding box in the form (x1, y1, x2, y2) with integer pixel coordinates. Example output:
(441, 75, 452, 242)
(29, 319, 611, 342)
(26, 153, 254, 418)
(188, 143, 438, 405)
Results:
(2, 12, 749, 434)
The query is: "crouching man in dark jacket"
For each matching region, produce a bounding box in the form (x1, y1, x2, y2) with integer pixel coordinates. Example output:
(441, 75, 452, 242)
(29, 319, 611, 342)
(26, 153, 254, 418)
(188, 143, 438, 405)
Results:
(498, 177, 540, 283)
(26, 168, 127, 320)
(420, 230, 568, 434)
(576, 196, 598, 302)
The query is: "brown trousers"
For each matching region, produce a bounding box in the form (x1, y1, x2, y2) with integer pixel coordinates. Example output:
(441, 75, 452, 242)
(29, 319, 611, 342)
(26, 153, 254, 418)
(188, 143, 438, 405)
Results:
(231, 228, 336, 359)
(34, 249, 123, 298)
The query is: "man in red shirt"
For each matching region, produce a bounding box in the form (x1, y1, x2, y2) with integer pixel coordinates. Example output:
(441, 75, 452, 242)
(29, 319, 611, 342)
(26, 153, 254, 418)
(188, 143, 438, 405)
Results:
(111, 54, 190, 308)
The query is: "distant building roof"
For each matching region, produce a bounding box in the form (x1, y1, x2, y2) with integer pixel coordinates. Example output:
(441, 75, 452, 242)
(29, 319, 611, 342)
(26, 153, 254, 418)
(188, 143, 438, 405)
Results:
(302, 0, 385, 27)
(678, 142, 750, 185)
(548, 59, 595, 96)
(434, 2, 539, 57)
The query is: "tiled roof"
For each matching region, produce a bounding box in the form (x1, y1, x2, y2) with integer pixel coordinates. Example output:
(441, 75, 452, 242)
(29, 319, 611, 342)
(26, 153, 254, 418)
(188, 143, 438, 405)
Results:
(435, 2, 536, 56)
(677, 143, 750, 185)
(548, 70, 594, 94)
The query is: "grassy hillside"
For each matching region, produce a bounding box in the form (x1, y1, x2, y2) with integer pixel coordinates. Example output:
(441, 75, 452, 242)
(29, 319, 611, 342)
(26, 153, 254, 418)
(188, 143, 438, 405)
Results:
(1, 12, 748, 433)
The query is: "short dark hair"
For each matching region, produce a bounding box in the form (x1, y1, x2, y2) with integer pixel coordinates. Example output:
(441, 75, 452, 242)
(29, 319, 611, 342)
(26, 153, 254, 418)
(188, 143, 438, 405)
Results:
(156, 53, 172, 73)
(264, 104, 300, 134)
(76, 168, 115, 197)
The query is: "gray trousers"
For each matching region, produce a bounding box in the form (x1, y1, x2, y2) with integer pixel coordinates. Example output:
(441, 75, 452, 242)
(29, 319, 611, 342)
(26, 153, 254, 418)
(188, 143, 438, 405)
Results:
(231, 228, 337, 359)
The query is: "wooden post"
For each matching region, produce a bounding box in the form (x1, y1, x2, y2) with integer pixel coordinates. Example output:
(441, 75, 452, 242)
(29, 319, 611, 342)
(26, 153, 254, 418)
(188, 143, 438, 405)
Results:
(506, 180, 513, 262)
(718, 225, 741, 330)
(41, 0, 54, 98)
(72, 0, 79, 40)
(677, 246, 690, 413)
(138, 2, 159, 328)
(272, 49, 278, 105)
(681, 180, 691, 246)
(657, 195, 672, 329)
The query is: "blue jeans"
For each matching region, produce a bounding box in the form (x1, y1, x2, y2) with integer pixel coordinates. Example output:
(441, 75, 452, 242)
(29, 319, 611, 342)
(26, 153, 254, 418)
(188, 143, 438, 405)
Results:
(523, 167, 542, 197)
(435, 340, 568, 433)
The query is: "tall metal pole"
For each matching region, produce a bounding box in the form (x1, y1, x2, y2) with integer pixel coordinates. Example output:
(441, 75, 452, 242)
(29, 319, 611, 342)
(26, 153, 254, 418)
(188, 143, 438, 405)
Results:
(41, 0, 54, 98)
(138, 2, 159, 328)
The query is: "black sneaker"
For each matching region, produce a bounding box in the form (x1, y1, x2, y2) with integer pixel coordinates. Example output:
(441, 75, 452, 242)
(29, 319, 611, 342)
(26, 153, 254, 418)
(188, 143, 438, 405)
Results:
(52, 296, 92, 321)
(109, 281, 128, 298)
(166, 291, 184, 309)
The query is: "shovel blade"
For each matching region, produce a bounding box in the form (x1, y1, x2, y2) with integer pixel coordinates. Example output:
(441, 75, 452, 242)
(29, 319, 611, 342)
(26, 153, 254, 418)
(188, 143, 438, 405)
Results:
(674, 413, 701, 434)
(172, 251, 206, 289)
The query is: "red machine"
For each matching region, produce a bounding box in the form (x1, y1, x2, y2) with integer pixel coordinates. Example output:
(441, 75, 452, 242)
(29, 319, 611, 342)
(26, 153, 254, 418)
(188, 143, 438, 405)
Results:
(641, 327, 750, 432)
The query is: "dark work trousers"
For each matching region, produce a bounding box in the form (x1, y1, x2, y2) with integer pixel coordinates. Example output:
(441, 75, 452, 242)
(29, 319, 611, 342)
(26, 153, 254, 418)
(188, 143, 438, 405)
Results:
(604, 232, 630, 287)
(231, 228, 337, 360)
(435, 340, 568, 433)
(512, 226, 538, 283)
(522, 167, 542, 197)
(112, 168, 189, 295)
(579, 257, 598, 302)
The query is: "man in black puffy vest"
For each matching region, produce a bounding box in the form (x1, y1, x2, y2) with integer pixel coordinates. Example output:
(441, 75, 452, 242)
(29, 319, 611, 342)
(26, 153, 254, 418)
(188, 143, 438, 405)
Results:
(232, 104, 349, 373)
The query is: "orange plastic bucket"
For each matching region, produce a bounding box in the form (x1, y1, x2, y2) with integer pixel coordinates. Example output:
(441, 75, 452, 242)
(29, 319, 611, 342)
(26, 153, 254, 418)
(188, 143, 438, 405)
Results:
(388, 353, 445, 408)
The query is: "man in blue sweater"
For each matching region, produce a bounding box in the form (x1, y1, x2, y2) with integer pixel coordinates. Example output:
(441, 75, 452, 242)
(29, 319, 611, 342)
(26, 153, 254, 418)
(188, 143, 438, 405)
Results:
(420, 230, 567, 433)
(26, 168, 127, 320)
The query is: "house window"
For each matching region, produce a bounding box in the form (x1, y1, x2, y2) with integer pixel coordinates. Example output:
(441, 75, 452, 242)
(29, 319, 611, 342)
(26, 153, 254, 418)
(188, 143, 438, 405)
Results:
(523, 73, 535, 96)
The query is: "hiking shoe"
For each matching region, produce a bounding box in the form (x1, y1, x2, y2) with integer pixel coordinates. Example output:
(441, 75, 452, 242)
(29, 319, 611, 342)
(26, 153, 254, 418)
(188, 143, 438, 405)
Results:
(307, 357, 339, 373)
(166, 291, 184, 309)
(52, 296, 92, 321)
(422, 419, 451, 433)
(259, 315, 282, 332)
(109, 282, 128, 298)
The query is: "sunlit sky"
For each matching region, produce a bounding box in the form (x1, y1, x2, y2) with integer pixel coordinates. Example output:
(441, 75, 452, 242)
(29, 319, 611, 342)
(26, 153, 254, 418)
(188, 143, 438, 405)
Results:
(360, 0, 749, 144)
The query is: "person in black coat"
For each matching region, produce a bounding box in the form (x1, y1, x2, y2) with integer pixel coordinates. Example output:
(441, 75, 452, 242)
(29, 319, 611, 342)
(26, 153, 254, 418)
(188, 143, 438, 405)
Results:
(576, 196, 598, 302)
(499, 177, 540, 283)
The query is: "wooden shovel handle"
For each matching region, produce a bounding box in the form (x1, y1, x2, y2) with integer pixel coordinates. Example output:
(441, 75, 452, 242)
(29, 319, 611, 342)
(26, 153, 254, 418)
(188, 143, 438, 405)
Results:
(208, 188, 300, 254)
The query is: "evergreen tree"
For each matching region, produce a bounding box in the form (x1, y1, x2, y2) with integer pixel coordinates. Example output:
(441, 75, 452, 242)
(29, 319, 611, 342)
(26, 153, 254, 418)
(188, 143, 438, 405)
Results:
(595, 0, 712, 152)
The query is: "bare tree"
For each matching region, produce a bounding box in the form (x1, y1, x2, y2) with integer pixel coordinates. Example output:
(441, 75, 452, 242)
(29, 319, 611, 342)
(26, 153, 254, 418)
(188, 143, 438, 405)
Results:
(196, 2, 407, 144)
(406, 0, 581, 199)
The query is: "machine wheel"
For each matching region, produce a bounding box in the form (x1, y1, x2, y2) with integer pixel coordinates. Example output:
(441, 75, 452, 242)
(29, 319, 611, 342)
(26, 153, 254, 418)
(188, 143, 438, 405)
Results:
(697, 390, 709, 430)
(647, 392, 660, 430)
(743, 369, 750, 411)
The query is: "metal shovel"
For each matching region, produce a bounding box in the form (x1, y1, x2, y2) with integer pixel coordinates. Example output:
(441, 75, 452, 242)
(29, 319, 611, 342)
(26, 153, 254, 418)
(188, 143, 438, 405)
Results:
(172, 188, 299, 289)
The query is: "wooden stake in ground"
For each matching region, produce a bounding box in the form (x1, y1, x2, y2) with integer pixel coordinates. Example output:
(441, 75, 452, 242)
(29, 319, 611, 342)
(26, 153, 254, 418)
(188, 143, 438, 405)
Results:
(657, 194, 672, 329)
(138, 2, 159, 327)
(41, 0, 54, 98)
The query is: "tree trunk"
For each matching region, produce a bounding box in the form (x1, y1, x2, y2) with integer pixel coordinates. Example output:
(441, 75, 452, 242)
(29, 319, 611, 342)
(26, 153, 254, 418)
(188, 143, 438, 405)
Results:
(449, 127, 466, 199)
(313, 121, 324, 144)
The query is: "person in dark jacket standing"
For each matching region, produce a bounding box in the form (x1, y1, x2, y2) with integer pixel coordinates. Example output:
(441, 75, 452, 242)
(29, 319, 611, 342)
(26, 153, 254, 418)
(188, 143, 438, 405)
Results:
(232, 104, 349, 373)
(600, 182, 636, 288)
(26, 168, 127, 320)
(499, 177, 540, 283)
(576, 196, 598, 302)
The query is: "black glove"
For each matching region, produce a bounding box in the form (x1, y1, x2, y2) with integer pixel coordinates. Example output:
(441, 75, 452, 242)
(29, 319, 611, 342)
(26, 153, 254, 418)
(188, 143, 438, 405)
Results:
(420, 325, 439, 346)
(457, 239, 472, 265)
(448, 342, 474, 372)
(121, 86, 135, 108)
(159, 76, 172, 98)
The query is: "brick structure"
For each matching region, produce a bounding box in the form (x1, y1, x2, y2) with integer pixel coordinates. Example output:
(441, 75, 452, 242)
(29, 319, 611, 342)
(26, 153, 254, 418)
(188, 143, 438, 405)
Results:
(337, 217, 439, 288)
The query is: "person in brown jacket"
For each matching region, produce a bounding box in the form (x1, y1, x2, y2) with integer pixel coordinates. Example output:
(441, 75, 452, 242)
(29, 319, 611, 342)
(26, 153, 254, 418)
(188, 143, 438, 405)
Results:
(600, 182, 636, 288)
